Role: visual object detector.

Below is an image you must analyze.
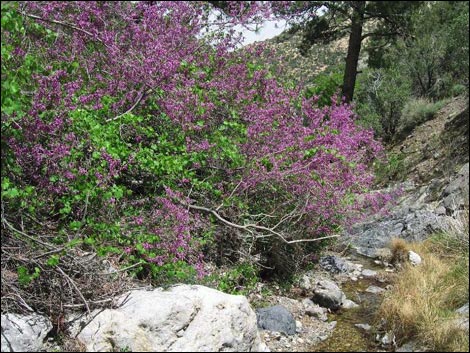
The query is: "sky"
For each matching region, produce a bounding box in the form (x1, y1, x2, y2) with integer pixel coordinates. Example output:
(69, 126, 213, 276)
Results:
(238, 19, 290, 46)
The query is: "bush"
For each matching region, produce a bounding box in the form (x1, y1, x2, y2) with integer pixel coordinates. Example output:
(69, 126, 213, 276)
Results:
(216, 262, 260, 295)
(2, 1, 389, 292)
(305, 69, 343, 107)
(398, 98, 448, 137)
(355, 67, 412, 142)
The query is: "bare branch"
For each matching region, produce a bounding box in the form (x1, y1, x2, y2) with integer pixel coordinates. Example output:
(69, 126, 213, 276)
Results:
(22, 13, 108, 47)
(105, 88, 154, 122)
(185, 203, 340, 244)
(2, 217, 54, 249)
(56, 266, 91, 314)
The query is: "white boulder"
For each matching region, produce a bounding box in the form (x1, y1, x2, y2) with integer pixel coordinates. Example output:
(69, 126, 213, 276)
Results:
(75, 284, 269, 352)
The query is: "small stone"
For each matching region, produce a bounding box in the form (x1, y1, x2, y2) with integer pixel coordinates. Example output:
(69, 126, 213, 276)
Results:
(295, 320, 302, 333)
(396, 341, 419, 352)
(362, 269, 378, 277)
(366, 285, 386, 294)
(435, 206, 447, 215)
(381, 332, 395, 346)
(297, 338, 304, 344)
(456, 303, 469, 315)
(355, 323, 371, 331)
(342, 299, 359, 309)
(408, 251, 422, 266)
(299, 275, 312, 291)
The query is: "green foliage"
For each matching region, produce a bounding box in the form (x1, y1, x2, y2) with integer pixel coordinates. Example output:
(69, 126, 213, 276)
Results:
(398, 98, 448, 137)
(374, 152, 407, 184)
(305, 69, 343, 107)
(216, 263, 259, 294)
(355, 2, 468, 142)
(17, 266, 41, 287)
(355, 67, 412, 141)
(391, 1, 469, 99)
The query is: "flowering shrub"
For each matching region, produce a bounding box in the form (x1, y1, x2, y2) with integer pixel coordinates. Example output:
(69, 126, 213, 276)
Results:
(2, 1, 389, 282)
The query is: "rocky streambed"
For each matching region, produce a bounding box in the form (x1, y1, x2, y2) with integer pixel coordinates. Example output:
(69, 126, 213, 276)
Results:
(251, 252, 398, 352)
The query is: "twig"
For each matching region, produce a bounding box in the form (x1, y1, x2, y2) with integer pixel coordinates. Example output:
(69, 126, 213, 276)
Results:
(95, 261, 144, 275)
(105, 89, 153, 122)
(2, 217, 54, 249)
(2, 294, 34, 312)
(34, 247, 65, 259)
(56, 266, 91, 314)
(62, 298, 113, 308)
(185, 203, 340, 244)
(23, 12, 108, 47)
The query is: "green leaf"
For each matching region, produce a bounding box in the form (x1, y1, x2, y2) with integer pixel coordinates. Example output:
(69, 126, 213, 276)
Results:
(46, 255, 60, 266)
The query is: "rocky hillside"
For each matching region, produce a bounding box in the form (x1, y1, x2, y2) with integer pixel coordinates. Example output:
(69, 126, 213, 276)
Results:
(389, 94, 469, 185)
(343, 94, 469, 258)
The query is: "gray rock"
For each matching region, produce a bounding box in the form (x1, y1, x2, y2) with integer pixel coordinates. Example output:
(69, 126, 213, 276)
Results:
(341, 168, 468, 257)
(302, 299, 328, 321)
(361, 269, 378, 277)
(75, 285, 268, 352)
(256, 305, 296, 336)
(434, 206, 447, 215)
(319, 255, 350, 274)
(381, 331, 395, 346)
(298, 274, 312, 291)
(365, 285, 386, 294)
(456, 302, 469, 315)
(453, 317, 469, 331)
(355, 323, 371, 331)
(396, 341, 421, 352)
(1, 313, 52, 352)
(454, 302, 469, 331)
(311, 279, 346, 311)
(341, 299, 359, 309)
(441, 163, 469, 213)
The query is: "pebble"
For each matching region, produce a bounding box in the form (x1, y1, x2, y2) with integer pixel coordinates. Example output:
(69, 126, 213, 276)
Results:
(355, 323, 371, 331)
(362, 269, 378, 277)
(366, 285, 386, 294)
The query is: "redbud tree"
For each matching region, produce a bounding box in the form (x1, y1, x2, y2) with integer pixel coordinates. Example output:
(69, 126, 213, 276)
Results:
(1, 1, 389, 281)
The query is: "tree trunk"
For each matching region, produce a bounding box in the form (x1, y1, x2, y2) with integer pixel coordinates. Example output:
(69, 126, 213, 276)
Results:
(341, 1, 365, 103)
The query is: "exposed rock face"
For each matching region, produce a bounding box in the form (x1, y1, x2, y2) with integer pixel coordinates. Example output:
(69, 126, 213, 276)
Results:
(343, 164, 469, 258)
(74, 284, 268, 352)
(441, 163, 469, 213)
(256, 305, 296, 335)
(1, 313, 52, 352)
(343, 95, 469, 259)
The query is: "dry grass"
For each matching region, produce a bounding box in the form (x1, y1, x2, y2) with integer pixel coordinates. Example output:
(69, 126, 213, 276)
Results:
(390, 238, 409, 266)
(377, 212, 469, 351)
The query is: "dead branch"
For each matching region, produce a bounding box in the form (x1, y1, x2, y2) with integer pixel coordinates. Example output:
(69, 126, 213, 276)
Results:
(185, 203, 340, 244)
(23, 12, 108, 47)
(56, 266, 91, 314)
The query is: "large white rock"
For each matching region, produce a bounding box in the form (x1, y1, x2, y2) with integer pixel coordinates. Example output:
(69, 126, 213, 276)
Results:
(75, 284, 269, 352)
(1, 313, 52, 352)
